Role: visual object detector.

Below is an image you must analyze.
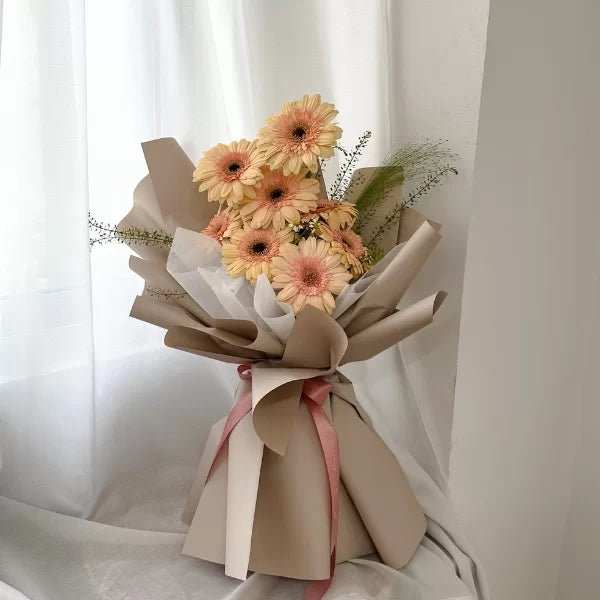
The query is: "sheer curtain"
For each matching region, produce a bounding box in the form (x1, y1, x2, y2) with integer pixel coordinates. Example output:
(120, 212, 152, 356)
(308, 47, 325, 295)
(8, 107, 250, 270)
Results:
(0, 2, 489, 599)
(0, 0, 94, 515)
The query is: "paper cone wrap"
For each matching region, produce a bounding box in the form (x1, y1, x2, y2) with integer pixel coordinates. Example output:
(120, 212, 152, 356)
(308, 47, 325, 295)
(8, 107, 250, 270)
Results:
(120, 138, 447, 582)
(180, 373, 426, 580)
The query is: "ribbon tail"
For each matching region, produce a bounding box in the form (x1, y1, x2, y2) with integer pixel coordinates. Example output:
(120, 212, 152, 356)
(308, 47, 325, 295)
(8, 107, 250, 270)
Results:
(304, 396, 340, 600)
(304, 550, 337, 600)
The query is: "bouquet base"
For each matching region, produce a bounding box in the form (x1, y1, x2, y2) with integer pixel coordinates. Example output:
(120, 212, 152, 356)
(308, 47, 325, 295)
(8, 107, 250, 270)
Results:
(181, 380, 427, 581)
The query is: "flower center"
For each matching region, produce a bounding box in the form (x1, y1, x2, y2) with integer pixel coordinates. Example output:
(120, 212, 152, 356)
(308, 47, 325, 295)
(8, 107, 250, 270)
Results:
(293, 256, 330, 294)
(251, 241, 268, 255)
(302, 268, 321, 287)
(292, 126, 307, 141)
(269, 188, 284, 201)
(228, 163, 241, 173)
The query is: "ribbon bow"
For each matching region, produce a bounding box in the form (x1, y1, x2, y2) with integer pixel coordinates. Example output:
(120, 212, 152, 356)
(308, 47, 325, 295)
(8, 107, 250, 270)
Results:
(207, 364, 340, 600)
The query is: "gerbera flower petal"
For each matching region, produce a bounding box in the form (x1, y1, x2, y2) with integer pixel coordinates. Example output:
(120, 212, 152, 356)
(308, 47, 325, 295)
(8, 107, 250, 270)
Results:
(258, 95, 342, 174)
(319, 223, 367, 278)
(202, 207, 243, 243)
(308, 199, 357, 230)
(193, 139, 265, 207)
(221, 224, 292, 284)
(271, 237, 352, 314)
(242, 168, 318, 231)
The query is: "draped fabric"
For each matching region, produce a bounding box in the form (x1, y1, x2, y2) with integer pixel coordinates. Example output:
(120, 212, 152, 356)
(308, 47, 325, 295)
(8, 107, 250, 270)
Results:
(0, 1, 489, 598)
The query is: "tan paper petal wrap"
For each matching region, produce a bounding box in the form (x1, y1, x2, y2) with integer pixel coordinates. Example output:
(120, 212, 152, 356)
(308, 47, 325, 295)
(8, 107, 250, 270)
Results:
(122, 139, 447, 583)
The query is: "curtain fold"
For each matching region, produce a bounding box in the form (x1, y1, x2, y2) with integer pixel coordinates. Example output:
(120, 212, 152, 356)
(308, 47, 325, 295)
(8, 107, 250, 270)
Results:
(1, 0, 402, 519)
(0, 0, 94, 516)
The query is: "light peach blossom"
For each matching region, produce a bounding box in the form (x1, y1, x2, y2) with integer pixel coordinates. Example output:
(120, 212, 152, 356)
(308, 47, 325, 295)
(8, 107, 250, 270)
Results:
(308, 198, 357, 229)
(221, 225, 293, 284)
(240, 168, 318, 230)
(202, 208, 242, 243)
(319, 224, 367, 278)
(271, 237, 351, 314)
(193, 139, 264, 207)
(258, 94, 342, 175)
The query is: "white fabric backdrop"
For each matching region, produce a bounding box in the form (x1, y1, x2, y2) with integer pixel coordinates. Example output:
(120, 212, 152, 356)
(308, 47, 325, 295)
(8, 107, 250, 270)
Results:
(0, 1, 489, 599)
(450, 0, 600, 599)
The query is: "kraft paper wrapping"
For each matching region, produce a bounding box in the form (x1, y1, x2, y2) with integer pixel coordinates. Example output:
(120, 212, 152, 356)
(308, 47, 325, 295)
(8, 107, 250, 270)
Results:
(337, 220, 442, 335)
(182, 385, 426, 581)
(140, 137, 217, 233)
(342, 291, 448, 364)
(122, 138, 447, 582)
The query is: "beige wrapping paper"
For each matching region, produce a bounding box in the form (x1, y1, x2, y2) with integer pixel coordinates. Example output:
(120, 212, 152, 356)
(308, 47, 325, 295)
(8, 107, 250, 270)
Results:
(181, 417, 227, 525)
(120, 138, 449, 583)
(342, 291, 448, 364)
(118, 176, 170, 264)
(130, 295, 284, 358)
(338, 220, 442, 335)
(225, 411, 264, 579)
(250, 307, 348, 454)
(165, 326, 266, 363)
(331, 395, 426, 567)
(180, 308, 430, 580)
(344, 167, 403, 253)
(141, 137, 217, 233)
(182, 384, 423, 580)
(345, 167, 440, 248)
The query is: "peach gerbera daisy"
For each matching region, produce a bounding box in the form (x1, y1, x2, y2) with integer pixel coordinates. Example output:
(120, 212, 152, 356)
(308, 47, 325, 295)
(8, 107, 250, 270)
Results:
(271, 237, 352, 314)
(202, 208, 242, 243)
(319, 224, 367, 278)
(221, 225, 293, 284)
(240, 168, 318, 230)
(309, 198, 358, 229)
(258, 94, 342, 175)
(193, 139, 265, 207)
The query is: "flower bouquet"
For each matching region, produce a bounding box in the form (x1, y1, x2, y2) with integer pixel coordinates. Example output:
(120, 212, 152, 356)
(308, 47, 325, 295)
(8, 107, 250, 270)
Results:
(93, 95, 456, 599)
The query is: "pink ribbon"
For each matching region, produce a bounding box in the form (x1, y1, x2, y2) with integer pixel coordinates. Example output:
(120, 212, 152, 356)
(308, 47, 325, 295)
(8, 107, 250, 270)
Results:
(206, 364, 253, 482)
(207, 364, 340, 600)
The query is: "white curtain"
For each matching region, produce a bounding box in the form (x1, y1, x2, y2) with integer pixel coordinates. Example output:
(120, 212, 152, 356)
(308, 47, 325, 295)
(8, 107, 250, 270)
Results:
(0, 1, 489, 599)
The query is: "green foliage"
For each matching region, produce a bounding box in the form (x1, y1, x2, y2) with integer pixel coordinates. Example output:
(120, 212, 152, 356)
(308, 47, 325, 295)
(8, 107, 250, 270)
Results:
(328, 131, 372, 200)
(145, 286, 188, 300)
(343, 169, 367, 201)
(89, 214, 173, 249)
(360, 246, 385, 272)
(403, 165, 459, 210)
(364, 163, 459, 248)
(353, 164, 404, 234)
(354, 139, 458, 236)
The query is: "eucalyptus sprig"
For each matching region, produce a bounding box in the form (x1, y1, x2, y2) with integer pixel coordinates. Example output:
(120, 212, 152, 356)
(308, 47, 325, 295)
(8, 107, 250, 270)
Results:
(89, 214, 173, 249)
